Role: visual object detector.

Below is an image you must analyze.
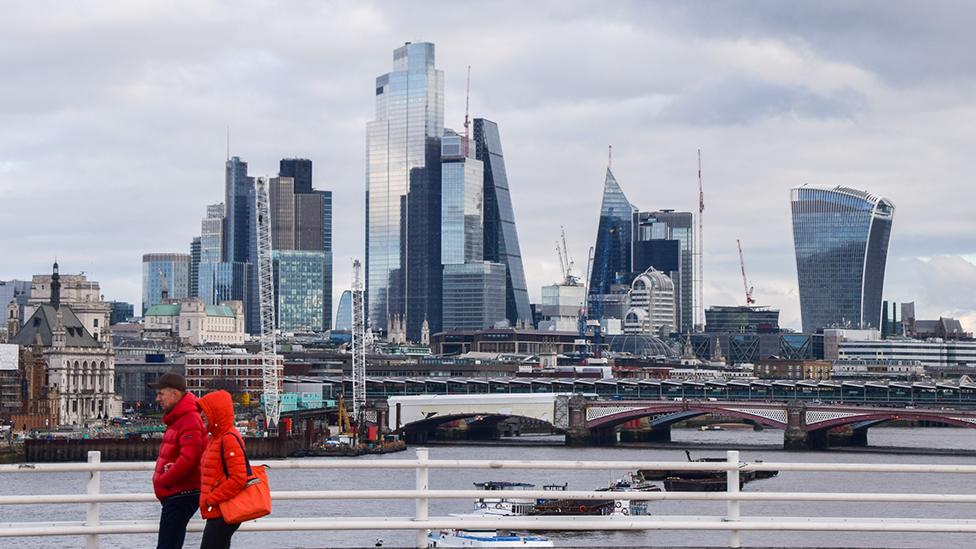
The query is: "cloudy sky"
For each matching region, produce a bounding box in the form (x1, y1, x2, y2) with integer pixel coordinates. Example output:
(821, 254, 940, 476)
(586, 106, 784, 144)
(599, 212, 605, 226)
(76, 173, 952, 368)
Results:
(3, 1, 976, 330)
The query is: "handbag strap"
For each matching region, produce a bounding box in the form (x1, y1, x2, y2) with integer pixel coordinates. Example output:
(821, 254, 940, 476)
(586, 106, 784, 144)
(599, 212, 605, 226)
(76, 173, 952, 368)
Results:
(219, 432, 253, 478)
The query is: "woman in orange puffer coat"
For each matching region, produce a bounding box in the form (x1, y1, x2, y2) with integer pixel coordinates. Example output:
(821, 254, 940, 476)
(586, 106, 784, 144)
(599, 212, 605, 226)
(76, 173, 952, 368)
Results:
(197, 390, 247, 549)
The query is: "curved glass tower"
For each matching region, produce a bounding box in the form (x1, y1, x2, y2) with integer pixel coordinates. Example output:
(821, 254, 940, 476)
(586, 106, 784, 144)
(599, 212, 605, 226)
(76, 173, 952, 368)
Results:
(791, 186, 894, 333)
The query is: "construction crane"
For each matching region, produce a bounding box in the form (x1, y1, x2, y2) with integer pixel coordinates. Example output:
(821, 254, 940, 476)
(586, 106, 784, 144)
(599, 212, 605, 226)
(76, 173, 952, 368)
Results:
(578, 245, 601, 362)
(559, 226, 577, 284)
(696, 149, 705, 331)
(351, 259, 367, 420)
(254, 176, 280, 431)
(737, 239, 756, 305)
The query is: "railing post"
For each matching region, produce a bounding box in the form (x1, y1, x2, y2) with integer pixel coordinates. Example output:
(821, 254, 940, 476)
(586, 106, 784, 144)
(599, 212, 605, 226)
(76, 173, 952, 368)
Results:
(726, 450, 740, 548)
(86, 450, 101, 549)
(415, 447, 429, 548)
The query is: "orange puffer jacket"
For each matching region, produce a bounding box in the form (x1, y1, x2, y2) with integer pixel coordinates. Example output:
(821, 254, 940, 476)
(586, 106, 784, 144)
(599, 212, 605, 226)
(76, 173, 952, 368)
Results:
(197, 390, 248, 520)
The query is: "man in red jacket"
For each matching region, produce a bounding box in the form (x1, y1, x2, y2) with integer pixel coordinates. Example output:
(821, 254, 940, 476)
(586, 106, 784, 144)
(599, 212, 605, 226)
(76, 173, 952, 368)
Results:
(151, 372, 206, 549)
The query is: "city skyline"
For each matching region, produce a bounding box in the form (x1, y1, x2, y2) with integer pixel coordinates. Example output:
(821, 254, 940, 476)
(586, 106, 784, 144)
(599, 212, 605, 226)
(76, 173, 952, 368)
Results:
(3, 3, 976, 330)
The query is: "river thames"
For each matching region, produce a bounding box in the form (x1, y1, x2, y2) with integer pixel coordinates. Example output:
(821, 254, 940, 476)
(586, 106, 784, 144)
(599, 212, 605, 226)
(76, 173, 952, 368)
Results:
(5, 427, 976, 548)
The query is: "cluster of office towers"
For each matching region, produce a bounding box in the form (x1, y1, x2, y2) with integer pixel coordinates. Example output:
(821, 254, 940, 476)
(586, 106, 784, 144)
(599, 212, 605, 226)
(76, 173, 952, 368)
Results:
(143, 158, 333, 334)
(365, 42, 531, 341)
(586, 177, 897, 336)
(141, 42, 896, 341)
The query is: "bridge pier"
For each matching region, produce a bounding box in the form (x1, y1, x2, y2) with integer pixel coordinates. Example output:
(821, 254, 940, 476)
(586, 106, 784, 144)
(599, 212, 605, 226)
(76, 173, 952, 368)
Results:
(784, 402, 814, 451)
(566, 394, 592, 446)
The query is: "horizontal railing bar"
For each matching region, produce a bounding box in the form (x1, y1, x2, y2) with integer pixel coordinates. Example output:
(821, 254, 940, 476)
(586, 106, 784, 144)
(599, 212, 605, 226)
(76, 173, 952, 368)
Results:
(7, 489, 976, 505)
(7, 459, 976, 474)
(5, 515, 976, 537)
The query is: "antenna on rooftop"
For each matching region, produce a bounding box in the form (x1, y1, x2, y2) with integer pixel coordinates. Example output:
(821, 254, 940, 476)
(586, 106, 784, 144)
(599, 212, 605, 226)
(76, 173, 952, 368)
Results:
(608, 144, 613, 169)
(463, 65, 471, 156)
(226, 125, 230, 161)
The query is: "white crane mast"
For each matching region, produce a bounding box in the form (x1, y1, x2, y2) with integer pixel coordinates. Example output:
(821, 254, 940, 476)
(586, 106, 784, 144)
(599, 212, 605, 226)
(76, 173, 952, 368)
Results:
(737, 239, 756, 305)
(254, 176, 280, 429)
(351, 259, 367, 418)
(696, 149, 705, 331)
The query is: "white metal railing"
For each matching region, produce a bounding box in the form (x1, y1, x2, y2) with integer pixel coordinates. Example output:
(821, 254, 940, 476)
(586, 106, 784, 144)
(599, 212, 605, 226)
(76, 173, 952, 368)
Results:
(3, 449, 976, 548)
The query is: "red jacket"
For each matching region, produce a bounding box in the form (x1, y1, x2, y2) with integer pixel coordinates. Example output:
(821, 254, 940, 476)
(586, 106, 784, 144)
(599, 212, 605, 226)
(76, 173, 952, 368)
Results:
(198, 390, 248, 520)
(152, 392, 206, 501)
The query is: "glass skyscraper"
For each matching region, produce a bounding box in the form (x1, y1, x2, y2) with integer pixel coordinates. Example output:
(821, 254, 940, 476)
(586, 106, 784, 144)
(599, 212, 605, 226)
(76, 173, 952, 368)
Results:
(442, 262, 507, 331)
(224, 156, 259, 333)
(273, 250, 326, 332)
(279, 158, 313, 194)
(141, 253, 191, 314)
(366, 42, 444, 340)
(441, 130, 484, 265)
(198, 262, 247, 307)
(189, 237, 201, 298)
(201, 203, 224, 264)
(334, 290, 352, 332)
(634, 210, 694, 333)
(272, 160, 334, 332)
(588, 168, 636, 318)
(474, 118, 532, 326)
(791, 185, 894, 333)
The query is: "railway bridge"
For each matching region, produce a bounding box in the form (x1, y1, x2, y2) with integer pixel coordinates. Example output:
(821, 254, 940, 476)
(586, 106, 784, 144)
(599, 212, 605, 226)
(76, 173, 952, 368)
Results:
(388, 394, 976, 449)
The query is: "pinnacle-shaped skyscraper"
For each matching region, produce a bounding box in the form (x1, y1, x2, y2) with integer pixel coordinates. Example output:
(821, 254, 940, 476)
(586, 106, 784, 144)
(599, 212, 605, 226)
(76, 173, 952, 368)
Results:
(791, 185, 894, 333)
(366, 42, 445, 340)
(474, 118, 532, 326)
(588, 167, 636, 318)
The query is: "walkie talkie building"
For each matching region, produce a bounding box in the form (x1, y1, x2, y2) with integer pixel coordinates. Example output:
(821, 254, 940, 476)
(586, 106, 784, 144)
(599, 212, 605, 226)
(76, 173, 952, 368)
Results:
(791, 186, 894, 333)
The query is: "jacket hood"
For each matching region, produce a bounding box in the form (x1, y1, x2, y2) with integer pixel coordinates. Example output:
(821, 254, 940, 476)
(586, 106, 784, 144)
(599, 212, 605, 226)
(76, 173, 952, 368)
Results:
(197, 390, 235, 436)
(163, 392, 199, 426)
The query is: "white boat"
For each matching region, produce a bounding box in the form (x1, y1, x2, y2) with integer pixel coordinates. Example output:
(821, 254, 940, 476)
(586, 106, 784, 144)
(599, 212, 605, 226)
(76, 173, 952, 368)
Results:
(472, 481, 539, 516)
(427, 528, 554, 547)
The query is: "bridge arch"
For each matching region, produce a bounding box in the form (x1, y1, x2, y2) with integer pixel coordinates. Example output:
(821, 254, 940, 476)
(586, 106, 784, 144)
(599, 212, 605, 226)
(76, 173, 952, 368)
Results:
(807, 411, 976, 433)
(586, 403, 789, 431)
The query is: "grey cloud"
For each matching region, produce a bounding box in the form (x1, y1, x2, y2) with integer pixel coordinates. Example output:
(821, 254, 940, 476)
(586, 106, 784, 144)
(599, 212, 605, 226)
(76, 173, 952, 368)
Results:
(657, 76, 866, 125)
(1, 1, 975, 331)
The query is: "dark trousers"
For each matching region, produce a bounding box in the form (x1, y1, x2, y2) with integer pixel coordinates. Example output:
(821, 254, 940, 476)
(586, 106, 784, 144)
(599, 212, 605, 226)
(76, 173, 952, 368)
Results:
(200, 517, 240, 549)
(156, 491, 200, 549)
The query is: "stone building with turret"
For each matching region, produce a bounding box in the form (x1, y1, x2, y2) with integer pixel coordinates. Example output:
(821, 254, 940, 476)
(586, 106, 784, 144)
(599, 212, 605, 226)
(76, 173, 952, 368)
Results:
(9, 263, 122, 428)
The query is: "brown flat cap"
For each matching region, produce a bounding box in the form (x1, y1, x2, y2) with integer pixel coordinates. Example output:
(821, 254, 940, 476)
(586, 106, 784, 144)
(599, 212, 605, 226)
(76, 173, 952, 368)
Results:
(148, 372, 187, 392)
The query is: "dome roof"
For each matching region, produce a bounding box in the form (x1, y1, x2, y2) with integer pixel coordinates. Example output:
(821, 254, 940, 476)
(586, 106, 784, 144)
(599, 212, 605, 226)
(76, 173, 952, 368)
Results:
(608, 334, 677, 359)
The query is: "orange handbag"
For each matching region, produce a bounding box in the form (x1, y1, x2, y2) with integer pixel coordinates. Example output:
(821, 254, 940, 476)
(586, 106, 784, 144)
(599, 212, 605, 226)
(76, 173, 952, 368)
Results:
(218, 433, 272, 524)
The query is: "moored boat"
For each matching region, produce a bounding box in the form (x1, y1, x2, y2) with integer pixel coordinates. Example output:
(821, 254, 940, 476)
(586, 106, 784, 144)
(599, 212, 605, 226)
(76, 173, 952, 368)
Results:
(427, 528, 553, 547)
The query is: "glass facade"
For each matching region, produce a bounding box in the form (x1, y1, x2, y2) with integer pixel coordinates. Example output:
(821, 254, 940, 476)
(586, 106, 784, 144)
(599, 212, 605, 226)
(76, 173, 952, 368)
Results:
(279, 158, 313, 194)
(366, 42, 444, 339)
(705, 305, 780, 333)
(108, 301, 134, 325)
(273, 250, 326, 332)
(189, 237, 201, 298)
(588, 168, 636, 319)
(201, 203, 224, 264)
(224, 156, 253, 265)
(634, 210, 694, 333)
(198, 262, 247, 307)
(791, 186, 894, 333)
(224, 156, 258, 333)
(441, 130, 484, 265)
(442, 262, 507, 331)
(141, 253, 191, 314)
(334, 290, 352, 331)
(270, 176, 296, 250)
(474, 118, 532, 326)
